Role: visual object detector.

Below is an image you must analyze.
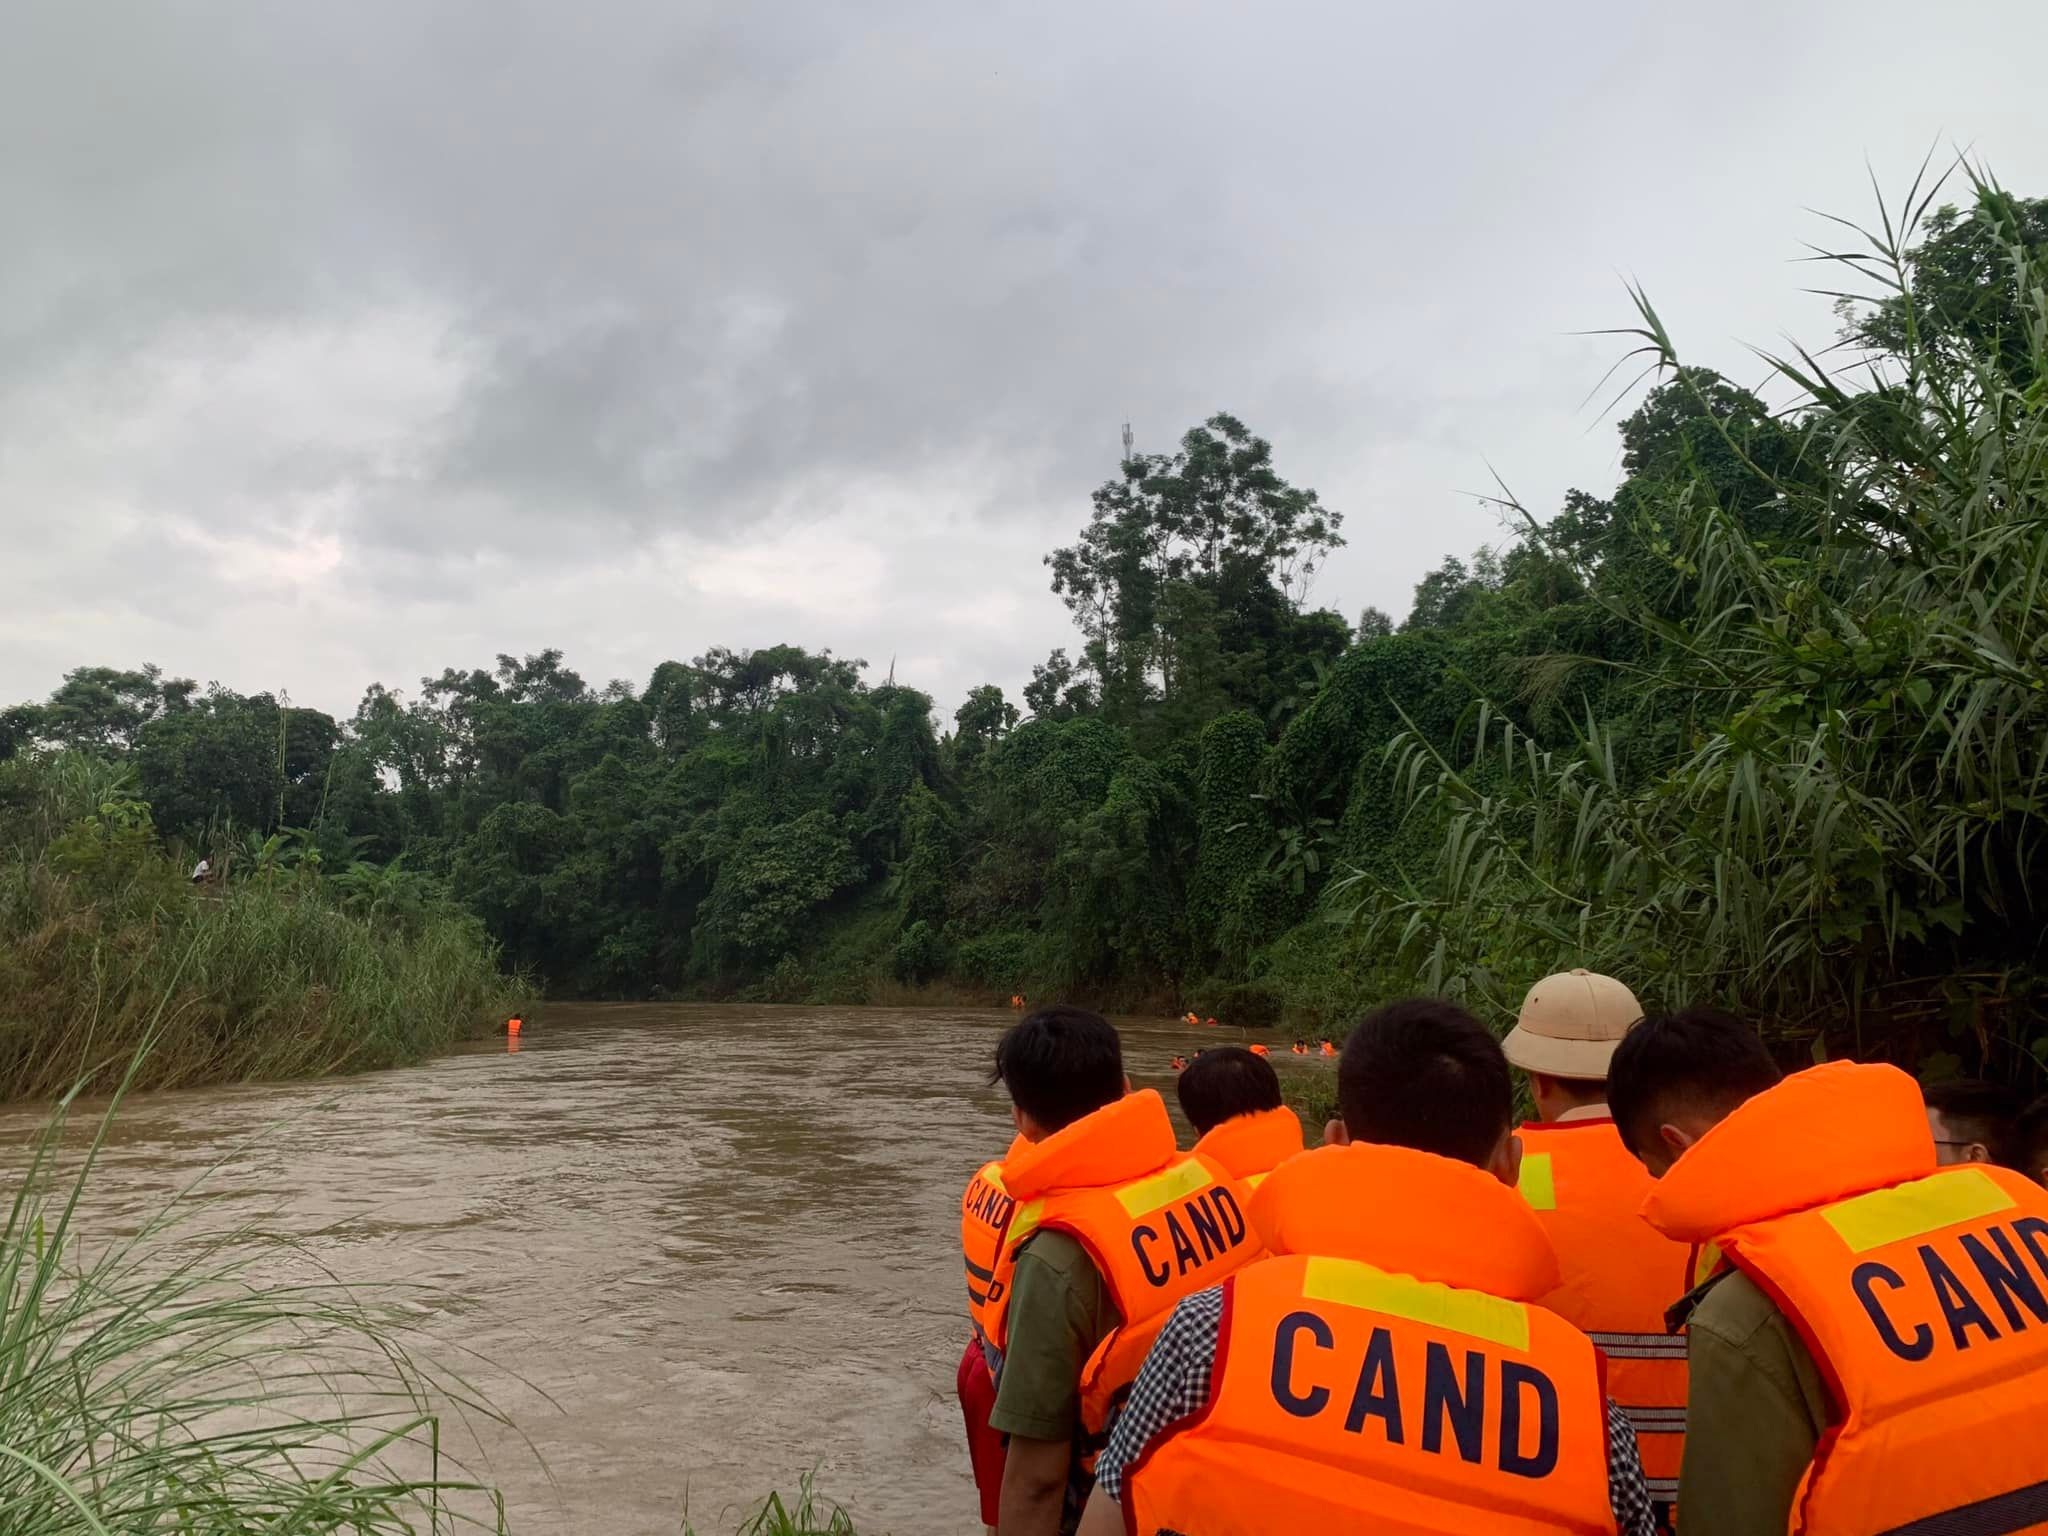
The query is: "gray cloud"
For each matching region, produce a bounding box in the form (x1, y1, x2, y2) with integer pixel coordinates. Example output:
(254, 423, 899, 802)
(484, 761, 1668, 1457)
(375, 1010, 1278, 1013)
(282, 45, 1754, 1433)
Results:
(4, 0, 2048, 717)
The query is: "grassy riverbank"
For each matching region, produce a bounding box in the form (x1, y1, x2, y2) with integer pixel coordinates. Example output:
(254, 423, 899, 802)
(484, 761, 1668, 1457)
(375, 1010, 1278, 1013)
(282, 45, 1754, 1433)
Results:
(0, 753, 524, 1099)
(0, 1081, 515, 1532)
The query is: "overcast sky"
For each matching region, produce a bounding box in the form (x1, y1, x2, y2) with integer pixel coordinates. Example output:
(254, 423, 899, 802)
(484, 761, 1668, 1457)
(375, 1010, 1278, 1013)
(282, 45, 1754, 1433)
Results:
(4, 1, 2045, 723)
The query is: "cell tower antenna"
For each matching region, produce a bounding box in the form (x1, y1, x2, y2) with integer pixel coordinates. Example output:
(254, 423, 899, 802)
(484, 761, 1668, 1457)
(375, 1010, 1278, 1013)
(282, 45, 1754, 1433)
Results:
(1121, 422, 1136, 463)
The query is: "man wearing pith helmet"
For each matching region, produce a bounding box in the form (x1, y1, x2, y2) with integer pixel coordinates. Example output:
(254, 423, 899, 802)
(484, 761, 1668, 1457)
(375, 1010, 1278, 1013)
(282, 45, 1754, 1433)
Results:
(1506, 970, 1692, 1526)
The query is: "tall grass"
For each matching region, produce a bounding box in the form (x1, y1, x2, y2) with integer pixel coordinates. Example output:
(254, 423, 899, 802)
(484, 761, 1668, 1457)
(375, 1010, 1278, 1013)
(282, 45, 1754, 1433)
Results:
(684, 1473, 865, 1536)
(0, 753, 525, 1099)
(1337, 164, 2048, 1071)
(0, 1075, 515, 1533)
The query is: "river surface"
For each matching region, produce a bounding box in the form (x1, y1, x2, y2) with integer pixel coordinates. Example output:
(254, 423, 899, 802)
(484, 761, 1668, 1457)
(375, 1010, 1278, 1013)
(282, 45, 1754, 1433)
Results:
(2, 1004, 1328, 1534)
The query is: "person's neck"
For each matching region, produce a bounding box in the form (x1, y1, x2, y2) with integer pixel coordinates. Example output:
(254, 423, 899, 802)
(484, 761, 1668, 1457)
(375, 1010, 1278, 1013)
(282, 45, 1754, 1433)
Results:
(1552, 1100, 1609, 1123)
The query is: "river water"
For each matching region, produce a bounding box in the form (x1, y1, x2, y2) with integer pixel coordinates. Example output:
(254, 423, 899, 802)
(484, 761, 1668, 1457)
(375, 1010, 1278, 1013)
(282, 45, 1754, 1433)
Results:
(6, 1003, 1323, 1534)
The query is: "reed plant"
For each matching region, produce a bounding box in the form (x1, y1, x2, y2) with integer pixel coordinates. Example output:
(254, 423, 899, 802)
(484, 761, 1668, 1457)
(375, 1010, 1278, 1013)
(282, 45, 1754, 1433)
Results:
(0, 753, 524, 1099)
(1337, 164, 2048, 1071)
(684, 1473, 865, 1536)
(0, 1071, 515, 1533)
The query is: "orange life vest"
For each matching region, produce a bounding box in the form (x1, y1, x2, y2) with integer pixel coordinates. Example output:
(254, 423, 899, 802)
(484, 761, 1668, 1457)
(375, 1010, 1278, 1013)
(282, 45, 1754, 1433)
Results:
(961, 1135, 1026, 1349)
(1193, 1105, 1305, 1191)
(1643, 1061, 2048, 1536)
(994, 1090, 1260, 1466)
(1124, 1143, 1620, 1536)
(1518, 1116, 1690, 1503)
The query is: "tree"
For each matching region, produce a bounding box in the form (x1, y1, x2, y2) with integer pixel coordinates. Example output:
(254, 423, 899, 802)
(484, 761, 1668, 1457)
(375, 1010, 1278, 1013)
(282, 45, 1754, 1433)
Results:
(36, 666, 194, 755)
(1843, 182, 2048, 388)
(952, 685, 1019, 771)
(1046, 414, 1345, 723)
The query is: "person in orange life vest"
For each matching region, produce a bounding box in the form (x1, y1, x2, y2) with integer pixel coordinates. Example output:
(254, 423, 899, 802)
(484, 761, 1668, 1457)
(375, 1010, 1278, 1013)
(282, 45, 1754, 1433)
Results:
(987, 1007, 1258, 1536)
(961, 1132, 1029, 1530)
(1612, 1009, 2048, 1536)
(1079, 998, 1658, 1536)
(1502, 970, 1690, 1518)
(1921, 1077, 2024, 1169)
(1175, 1046, 1303, 1190)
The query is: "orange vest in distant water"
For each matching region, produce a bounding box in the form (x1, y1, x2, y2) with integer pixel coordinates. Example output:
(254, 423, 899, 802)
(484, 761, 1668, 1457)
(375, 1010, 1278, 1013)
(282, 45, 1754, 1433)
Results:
(961, 1136, 1024, 1349)
(995, 1091, 1260, 1467)
(1517, 1116, 1690, 1504)
(1644, 1062, 2048, 1536)
(1194, 1105, 1305, 1191)
(1124, 1144, 1618, 1536)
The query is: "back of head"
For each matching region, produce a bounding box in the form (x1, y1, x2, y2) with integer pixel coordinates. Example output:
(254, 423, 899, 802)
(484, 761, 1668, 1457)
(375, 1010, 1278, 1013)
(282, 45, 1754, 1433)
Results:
(2015, 1097, 2048, 1186)
(1606, 1006, 1781, 1159)
(1176, 1046, 1283, 1136)
(1337, 998, 1511, 1167)
(1924, 1078, 2025, 1169)
(993, 1006, 1124, 1133)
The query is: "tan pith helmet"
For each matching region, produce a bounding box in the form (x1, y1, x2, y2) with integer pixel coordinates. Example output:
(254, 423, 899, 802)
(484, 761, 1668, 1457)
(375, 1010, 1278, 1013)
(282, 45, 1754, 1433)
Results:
(1501, 969, 1643, 1081)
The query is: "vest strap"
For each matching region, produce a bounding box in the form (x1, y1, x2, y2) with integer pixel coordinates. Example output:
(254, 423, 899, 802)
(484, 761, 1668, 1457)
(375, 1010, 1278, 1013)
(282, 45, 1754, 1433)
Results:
(1588, 1330, 1689, 1359)
(1877, 1476, 2048, 1536)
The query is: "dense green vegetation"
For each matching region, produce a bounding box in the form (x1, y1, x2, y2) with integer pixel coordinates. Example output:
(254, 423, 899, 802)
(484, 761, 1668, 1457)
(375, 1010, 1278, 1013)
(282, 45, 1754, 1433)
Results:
(5, 168, 2045, 1084)
(0, 752, 519, 1098)
(0, 1079, 514, 1532)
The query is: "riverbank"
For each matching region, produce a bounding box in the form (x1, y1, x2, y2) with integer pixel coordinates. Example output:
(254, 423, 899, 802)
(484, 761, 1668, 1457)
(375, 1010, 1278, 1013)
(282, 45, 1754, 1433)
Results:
(0, 753, 524, 1099)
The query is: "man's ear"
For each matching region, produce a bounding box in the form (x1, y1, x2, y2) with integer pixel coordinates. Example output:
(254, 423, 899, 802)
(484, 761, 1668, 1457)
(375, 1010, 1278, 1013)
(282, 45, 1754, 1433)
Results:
(1121, 1074, 1133, 1097)
(1323, 1118, 1350, 1147)
(1488, 1130, 1524, 1189)
(1964, 1142, 1992, 1165)
(1011, 1104, 1027, 1137)
(1658, 1122, 1696, 1162)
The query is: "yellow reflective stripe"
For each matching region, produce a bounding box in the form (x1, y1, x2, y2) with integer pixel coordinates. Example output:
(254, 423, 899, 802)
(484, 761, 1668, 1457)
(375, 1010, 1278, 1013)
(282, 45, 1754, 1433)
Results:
(1114, 1159, 1214, 1218)
(1007, 1198, 1045, 1248)
(1692, 1240, 1722, 1288)
(1820, 1168, 2016, 1254)
(1518, 1152, 1557, 1212)
(981, 1163, 1009, 1195)
(1244, 1170, 1269, 1190)
(1301, 1256, 1531, 1351)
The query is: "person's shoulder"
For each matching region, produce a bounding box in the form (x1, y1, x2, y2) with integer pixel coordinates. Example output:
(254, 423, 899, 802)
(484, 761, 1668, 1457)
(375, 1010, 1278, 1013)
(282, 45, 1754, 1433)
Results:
(1688, 1268, 1789, 1347)
(1015, 1227, 1094, 1276)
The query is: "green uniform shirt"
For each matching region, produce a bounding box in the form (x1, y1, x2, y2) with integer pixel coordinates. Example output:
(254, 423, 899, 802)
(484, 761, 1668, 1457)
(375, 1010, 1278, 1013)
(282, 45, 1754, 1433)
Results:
(987, 1229, 1118, 1442)
(1679, 1270, 1831, 1536)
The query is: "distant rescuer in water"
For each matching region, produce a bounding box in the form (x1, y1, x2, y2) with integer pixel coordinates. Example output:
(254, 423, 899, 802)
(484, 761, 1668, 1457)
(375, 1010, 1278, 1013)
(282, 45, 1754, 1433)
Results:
(983, 1007, 1258, 1536)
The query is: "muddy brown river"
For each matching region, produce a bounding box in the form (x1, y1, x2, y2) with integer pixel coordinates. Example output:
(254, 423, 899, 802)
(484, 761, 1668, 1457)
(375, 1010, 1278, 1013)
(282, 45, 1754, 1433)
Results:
(8, 1003, 1322, 1534)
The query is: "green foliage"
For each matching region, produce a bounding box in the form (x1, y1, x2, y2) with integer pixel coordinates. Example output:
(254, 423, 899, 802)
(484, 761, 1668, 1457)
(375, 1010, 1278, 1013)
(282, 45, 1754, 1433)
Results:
(0, 754, 522, 1098)
(685, 1472, 863, 1536)
(1338, 166, 2048, 1077)
(13, 168, 2048, 1085)
(696, 809, 862, 974)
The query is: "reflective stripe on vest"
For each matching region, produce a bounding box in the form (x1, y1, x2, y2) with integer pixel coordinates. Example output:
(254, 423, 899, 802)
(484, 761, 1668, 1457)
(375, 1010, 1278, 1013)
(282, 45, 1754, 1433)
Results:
(1517, 1119, 1691, 1498)
(996, 1151, 1260, 1468)
(1125, 1253, 1619, 1535)
(961, 1150, 1020, 1348)
(1720, 1163, 2048, 1536)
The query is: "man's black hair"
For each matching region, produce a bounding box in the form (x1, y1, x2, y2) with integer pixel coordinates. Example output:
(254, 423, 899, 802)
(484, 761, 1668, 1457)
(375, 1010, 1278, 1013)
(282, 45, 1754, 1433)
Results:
(992, 1006, 1124, 1133)
(1336, 998, 1511, 1167)
(1176, 1046, 1284, 1136)
(1924, 1078, 2026, 1168)
(1606, 1007, 1781, 1157)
